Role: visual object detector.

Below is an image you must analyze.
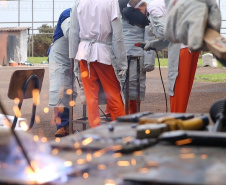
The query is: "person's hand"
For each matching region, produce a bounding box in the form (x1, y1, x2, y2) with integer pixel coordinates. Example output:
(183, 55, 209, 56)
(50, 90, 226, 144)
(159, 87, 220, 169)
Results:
(142, 64, 154, 72)
(164, 0, 221, 51)
(118, 70, 127, 78)
(144, 39, 170, 51)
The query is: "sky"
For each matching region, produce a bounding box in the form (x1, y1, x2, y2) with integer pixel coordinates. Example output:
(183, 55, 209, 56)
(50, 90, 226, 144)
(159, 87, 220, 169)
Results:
(0, 0, 226, 36)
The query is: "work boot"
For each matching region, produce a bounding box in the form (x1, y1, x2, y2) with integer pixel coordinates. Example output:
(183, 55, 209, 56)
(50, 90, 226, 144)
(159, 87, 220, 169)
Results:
(54, 125, 69, 137)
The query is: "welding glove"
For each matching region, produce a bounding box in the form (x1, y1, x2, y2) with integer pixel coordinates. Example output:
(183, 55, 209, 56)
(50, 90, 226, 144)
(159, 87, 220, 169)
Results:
(164, 0, 221, 51)
(144, 38, 170, 51)
(142, 64, 154, 72)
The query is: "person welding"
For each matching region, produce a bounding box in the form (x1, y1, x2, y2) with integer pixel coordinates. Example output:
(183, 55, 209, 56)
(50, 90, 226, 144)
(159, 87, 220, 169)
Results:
(122, 0, 202, 113)
(118, 0, 156, 114)
(48, 8, 78, 137)
(69, 0, 127, 128)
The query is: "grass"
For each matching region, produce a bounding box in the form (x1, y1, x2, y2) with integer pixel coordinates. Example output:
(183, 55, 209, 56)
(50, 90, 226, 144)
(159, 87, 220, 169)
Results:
(195, 73, 226, 83)
(155, 58, 203, 67)
(27, 57, 225, 83)
(27, 57, 48, 64)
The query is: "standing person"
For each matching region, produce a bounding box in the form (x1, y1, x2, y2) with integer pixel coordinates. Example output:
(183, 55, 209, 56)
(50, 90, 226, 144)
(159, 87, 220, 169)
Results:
(118, 0, 155, 114)
(48, 8, 77, 137)
(69, 0, 127, 128)
(122, 0, 200, 113)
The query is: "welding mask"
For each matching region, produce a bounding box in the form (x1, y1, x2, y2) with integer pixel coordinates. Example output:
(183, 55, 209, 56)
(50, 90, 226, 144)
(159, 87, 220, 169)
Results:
(122, 7, 150, 28)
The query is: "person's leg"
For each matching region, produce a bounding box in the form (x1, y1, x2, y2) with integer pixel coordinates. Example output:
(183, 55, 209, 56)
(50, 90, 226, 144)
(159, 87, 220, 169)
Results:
(170, 48, 198, 113)
(80, 60, 100, 128)
(54, 107, 69, 137)
(129, 100, 141, 114)
(188, 51, 200, 94)
(94, 62, 125, 120)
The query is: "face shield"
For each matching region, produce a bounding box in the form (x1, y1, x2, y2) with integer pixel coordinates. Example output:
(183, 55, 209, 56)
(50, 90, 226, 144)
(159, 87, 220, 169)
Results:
(122, 7, 150, 28)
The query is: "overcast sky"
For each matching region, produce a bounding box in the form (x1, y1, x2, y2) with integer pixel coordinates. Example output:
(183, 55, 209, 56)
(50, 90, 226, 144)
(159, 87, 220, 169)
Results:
(0, 0, 226, 35)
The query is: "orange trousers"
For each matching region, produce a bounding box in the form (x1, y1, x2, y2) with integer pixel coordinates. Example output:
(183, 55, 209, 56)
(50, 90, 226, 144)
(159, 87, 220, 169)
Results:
(170, 48, 200, 113)
(105, 100, 140, 115)
(80, 60, 125, 128)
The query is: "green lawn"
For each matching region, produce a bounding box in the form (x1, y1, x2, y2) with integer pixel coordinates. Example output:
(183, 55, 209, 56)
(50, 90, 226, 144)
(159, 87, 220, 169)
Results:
(27, 57, 48, 64)
(155, 58, 203, 67)
(195, 73, 226, 83)
(27, 57, 225, 83)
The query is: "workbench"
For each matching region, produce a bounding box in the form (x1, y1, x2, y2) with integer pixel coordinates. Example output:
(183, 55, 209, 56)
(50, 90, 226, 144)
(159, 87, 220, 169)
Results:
(50, 113, 226, 185)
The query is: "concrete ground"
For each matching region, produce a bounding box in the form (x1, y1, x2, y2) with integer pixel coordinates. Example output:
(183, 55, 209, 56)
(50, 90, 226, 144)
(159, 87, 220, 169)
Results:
(0, 64, 225, 141)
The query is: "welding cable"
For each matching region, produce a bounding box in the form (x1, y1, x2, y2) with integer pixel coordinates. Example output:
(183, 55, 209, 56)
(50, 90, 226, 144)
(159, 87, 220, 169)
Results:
(154, 50, 168, 113)
(123, 45, 168, 113)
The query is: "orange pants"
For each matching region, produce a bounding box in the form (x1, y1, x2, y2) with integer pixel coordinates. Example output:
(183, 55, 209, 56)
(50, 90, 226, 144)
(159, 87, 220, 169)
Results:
(170, 48, 200, 113)
(80, 60, 125, 128)
(105, 100, 140, 116)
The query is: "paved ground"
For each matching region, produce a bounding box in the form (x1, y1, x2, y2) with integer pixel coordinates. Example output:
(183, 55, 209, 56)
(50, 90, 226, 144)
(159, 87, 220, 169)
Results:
(0, 64, 225, 141)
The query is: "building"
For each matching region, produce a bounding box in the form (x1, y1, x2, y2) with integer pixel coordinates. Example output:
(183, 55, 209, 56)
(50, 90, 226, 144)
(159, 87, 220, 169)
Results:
(0, 27, 29, 66)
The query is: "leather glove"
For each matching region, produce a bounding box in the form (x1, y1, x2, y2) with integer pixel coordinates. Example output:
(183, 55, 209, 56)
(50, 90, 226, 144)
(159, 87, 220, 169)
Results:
(118, 70, 127, 78)
(164, 0, 221, 51)
(144, 39, 170, 51)
(142, 64, 154, 72)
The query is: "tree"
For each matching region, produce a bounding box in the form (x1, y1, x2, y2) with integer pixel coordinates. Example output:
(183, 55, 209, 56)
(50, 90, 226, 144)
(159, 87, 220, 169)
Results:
(28, 24, 54, 57)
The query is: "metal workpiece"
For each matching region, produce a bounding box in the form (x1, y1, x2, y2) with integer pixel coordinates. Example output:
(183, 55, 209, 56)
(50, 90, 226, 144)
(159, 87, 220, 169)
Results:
(49, 113, 226, 185)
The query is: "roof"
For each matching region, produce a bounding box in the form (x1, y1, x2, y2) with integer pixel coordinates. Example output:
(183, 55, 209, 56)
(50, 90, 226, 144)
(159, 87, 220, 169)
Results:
(0, 27, 30, 32)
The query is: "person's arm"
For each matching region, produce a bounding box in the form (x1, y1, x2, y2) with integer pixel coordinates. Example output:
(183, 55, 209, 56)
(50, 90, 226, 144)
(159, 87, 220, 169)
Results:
(61, 17, 70, 39)
(69, 0, 80, 59)
(164, 0, 221, 51)
(112, 16, 128, 76)
(142, 26, 155, 72)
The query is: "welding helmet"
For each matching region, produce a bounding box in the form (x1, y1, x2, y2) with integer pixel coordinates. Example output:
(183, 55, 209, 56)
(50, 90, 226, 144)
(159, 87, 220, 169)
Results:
(122, 7, 150, 28)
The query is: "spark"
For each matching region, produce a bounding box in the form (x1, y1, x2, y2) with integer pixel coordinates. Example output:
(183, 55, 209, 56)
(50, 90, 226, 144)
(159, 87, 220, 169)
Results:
(176, 138, 192, 146)
(43, 107, 49, 113)
(66, 89, 73, 95)
(33, 135, 39, 142)
(64, 161, 73, 167)
(82, 137, 93, 146)
(97, 164, 107, 170)
(83, 172, 89, 179)
(14, 97, 20, 104)
(117, 161, 130, 167)
(133, 151, 143, 156)
(20, 120, 29, 131)
(35, 115, 41, 123)
(145, 129, 151, 134)
(32, 89, 40, 106)
(180, 153, 196, 159)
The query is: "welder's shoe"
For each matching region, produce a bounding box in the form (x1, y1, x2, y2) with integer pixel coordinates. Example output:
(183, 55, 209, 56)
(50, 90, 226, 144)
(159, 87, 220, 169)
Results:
(54, 125, 69, 137)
